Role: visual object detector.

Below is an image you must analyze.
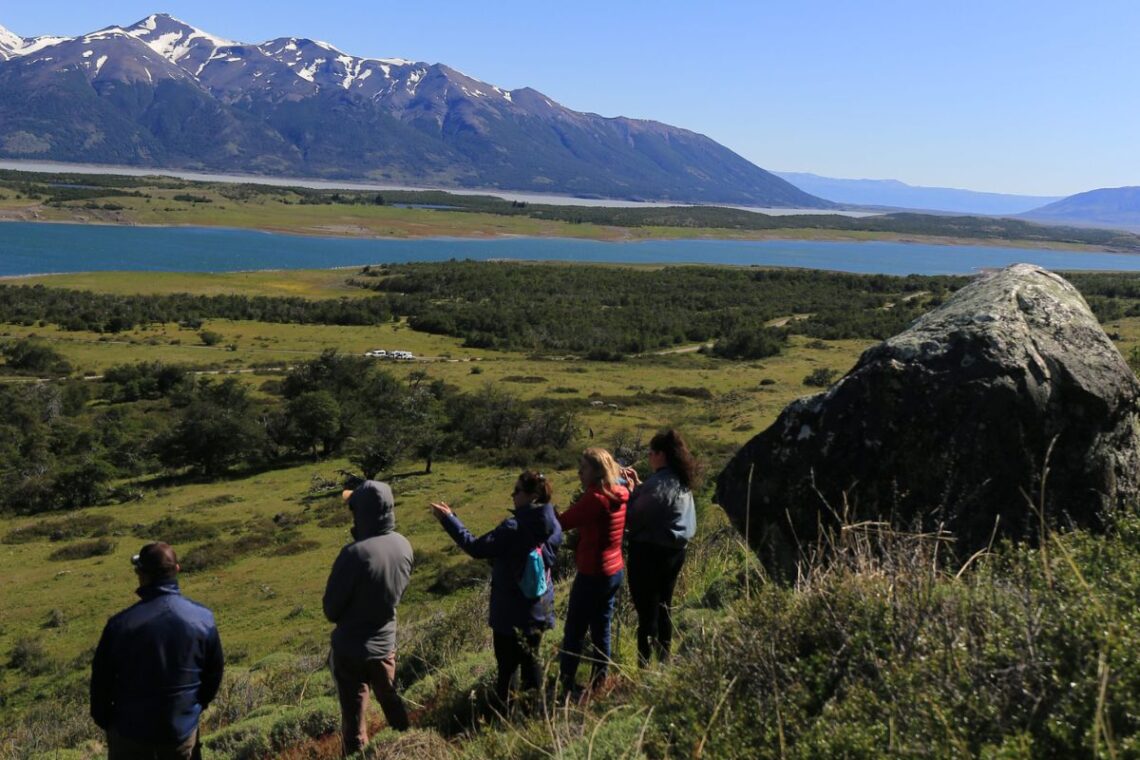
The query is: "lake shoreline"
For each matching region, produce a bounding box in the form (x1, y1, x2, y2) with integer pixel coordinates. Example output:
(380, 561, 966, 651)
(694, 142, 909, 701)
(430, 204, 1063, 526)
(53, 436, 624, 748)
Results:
(4, 221, 1140, 277)
(0, 215, 1131, 256)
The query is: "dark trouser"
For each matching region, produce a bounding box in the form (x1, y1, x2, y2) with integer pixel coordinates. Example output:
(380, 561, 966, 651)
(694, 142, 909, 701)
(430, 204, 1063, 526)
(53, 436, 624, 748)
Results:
(627, 542, 686, 666)
(107, 727, 200, 760)
(492, 628, 544, 708)
(330, 650, 410, 756)
(560, 569, 623, 690)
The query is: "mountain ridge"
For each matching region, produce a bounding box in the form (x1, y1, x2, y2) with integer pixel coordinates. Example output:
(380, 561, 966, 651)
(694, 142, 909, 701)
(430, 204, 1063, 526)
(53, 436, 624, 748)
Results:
(775, 171, 1060, 215)
(0, 14, 829, 207)
(1021, 186, 1140, 231)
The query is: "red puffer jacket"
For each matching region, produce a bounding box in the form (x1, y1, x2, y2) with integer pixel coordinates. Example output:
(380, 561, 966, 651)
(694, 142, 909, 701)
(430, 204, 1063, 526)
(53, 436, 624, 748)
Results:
(558, 483, 628, 576)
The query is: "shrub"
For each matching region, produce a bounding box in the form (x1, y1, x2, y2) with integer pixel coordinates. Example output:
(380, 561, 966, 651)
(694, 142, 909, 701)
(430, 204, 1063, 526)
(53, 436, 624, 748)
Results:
(267, 697, 339, 750)
(711, 327, 786, 360)
(268, 539, 321, 557)
(4, 514, 119, 544)
(397, 591, 491, 685)
(0, 338, 71, 375)
(362, 729, 455, 759)
(8, 635, 53, 675)
(137, 516, 219, 544)
(180, 540, 241, 573)
(661, 385, 715, 400)
(199, 330, 223, 346)
(803, 367, 840, 387)
(204, 719, 274, 760)
(0, 697, 98, 757)
(47, 537, 116, 561)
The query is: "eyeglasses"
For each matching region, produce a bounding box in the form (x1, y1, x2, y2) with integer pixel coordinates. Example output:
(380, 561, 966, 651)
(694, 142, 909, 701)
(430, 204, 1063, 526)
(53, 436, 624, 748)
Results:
(130, 554, 141, 568)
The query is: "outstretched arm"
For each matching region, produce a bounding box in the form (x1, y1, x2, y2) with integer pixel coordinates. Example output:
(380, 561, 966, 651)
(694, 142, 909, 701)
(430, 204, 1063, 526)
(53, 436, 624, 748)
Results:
(437, 508, 514, 560)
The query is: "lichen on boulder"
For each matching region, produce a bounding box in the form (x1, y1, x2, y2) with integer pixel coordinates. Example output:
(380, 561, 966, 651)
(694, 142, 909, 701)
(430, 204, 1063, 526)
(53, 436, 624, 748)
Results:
(715, 264, 1140, 577)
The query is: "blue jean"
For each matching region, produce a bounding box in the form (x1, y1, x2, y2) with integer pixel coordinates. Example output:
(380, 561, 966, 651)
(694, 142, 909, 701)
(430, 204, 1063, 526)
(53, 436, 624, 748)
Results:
(560, 569, 623, 689)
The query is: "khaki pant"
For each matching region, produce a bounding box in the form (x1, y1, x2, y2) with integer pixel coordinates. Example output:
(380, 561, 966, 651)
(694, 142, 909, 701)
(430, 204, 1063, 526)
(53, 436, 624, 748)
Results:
(107, 727, 200, 760)
(331, 650, 410, 755)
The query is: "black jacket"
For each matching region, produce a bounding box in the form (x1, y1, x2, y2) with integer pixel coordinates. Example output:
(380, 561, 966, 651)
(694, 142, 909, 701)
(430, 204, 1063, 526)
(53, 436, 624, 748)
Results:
(90, 581, 224, 743)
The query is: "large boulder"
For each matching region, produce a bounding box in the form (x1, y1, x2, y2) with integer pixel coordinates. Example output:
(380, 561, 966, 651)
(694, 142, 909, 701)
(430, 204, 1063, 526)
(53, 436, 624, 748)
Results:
(716, 264, 1140, 577)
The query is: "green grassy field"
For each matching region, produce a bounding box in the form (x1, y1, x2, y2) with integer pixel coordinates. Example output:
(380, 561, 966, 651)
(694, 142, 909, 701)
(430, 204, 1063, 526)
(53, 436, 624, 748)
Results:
(0, 270, 868, 714)
(5, 266, 1140, 758)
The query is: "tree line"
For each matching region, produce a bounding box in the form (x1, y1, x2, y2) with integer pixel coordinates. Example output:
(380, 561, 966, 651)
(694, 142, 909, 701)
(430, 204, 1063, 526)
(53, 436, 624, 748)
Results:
(0, 350, 579, 515)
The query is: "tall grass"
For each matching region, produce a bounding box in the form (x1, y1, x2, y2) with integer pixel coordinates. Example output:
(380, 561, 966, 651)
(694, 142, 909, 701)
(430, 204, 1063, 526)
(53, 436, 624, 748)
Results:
(6, 507, 1140, 758)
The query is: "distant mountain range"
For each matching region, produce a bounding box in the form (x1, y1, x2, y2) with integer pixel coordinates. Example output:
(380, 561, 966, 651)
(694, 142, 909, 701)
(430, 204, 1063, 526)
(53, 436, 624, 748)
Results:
(0, 14, 828, 208)
(1020, 187, 1140, 231)
(775, 172, 1060, 215)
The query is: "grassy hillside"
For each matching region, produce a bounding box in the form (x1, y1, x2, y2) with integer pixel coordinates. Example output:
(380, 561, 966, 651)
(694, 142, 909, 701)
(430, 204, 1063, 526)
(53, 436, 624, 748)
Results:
(3, 264, 1140, 758)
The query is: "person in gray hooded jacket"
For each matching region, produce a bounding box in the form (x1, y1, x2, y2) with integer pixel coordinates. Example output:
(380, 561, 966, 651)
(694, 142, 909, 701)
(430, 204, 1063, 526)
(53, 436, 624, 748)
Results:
(622, 429, 697, 666)
(323, 480, 413, 755)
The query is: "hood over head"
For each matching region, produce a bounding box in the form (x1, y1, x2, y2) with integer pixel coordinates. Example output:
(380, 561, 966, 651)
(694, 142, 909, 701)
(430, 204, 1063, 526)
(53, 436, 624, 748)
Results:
(349, 480, 395, 539)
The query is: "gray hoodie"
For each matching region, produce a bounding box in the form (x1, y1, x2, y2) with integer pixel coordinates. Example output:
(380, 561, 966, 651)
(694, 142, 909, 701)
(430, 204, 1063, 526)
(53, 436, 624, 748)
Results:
(626, 467, 696, 548)
(323, 481, 414, 659)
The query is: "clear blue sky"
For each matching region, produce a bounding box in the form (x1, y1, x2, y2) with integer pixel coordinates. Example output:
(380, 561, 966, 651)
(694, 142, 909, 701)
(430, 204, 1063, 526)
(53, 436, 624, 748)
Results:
(2, 1, 1137, 196)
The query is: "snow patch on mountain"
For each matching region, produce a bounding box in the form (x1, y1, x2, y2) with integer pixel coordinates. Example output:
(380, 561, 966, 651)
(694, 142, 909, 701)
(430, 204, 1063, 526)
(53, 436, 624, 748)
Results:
(126, 14, 237, 62)
(0, 23, 22, 56)
(83, 27, 135, 43)
(10, 35, 69, 57)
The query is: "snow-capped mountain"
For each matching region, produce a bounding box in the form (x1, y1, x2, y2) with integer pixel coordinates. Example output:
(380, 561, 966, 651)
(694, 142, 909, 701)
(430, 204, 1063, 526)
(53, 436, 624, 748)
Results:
(0, 13, 829, 207)
(0, 24, 23, 60)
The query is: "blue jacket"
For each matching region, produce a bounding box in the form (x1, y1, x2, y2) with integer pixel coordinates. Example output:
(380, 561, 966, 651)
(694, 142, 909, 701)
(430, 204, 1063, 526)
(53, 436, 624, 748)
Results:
(90, 581, 224, 744)
(441, 501, 563, 634)
(626, 466, 696, 548)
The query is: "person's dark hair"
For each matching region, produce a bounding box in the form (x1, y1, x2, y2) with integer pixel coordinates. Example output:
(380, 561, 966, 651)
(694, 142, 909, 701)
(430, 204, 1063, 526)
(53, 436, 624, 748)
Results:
(517, 470, 554, 503)
(132, 542, 179, 581)
(650, 429, 698, 489)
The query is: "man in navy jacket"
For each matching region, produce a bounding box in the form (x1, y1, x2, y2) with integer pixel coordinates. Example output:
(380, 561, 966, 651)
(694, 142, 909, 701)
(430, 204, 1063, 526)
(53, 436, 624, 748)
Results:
(90, 542, 224, 759)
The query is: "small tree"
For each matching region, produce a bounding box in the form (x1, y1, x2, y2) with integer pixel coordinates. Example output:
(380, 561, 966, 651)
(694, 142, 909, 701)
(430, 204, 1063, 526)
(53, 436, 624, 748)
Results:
(155, 378, 266, 475)
(286, 391, 342, 458)
(198, 330, 223, 347)
(1, 338, 72, 376)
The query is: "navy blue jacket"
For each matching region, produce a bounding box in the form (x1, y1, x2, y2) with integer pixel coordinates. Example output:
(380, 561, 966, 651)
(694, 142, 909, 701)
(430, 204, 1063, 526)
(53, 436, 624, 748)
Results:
(90, 581, 224, 744)
(441, 501, 563, 634)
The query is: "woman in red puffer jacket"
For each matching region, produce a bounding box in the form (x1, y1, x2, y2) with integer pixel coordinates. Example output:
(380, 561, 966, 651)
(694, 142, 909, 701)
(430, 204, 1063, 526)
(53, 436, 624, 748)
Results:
(556, 447, 628, 694)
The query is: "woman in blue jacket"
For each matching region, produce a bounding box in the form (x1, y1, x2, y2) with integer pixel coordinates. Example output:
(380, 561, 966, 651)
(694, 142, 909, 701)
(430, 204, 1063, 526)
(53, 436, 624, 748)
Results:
(430, 470, 563, 707)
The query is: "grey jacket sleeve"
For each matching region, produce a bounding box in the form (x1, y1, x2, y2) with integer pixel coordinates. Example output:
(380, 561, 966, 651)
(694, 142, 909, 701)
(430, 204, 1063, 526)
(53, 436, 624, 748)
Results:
(322, 547, 356, 623)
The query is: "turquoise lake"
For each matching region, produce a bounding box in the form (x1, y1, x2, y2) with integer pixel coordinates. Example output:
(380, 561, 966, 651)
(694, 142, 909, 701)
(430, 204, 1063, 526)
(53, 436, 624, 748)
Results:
(3, 222, 1140, 276)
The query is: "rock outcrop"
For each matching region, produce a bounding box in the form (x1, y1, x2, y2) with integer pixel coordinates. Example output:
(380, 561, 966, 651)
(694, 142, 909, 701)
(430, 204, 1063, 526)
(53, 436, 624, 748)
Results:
(716, 264, 1140, 577)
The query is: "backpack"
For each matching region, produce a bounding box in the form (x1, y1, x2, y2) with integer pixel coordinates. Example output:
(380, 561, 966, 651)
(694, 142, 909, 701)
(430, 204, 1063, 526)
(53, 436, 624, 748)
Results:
(518, 545, 549, 599)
